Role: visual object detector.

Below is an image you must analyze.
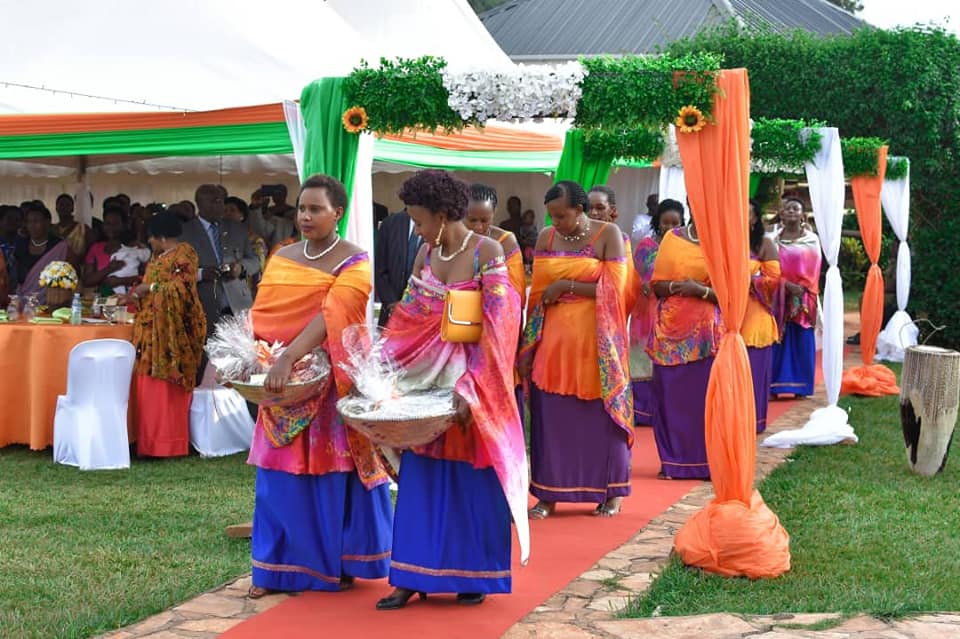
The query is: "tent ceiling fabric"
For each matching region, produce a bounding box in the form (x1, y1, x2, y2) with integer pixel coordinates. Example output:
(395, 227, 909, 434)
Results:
(0, 0, 376, 114)
(326, 0, 514, 71)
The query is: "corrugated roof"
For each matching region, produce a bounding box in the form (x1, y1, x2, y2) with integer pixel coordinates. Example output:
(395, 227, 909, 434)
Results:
(479, 0, 867, 59)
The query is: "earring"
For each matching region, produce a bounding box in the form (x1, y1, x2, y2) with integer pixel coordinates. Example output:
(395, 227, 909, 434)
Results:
(434, 220, 445, 247)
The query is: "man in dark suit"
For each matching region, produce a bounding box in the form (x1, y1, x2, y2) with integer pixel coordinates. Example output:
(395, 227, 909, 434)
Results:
(181, 184, 261, 340)
(374, 208, 420, 327)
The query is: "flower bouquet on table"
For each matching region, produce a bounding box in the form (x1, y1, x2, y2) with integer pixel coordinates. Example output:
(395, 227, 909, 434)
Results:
(336, 324, 457, 449)
(38, 261, 78, 308)
(205, 312, 331, 407)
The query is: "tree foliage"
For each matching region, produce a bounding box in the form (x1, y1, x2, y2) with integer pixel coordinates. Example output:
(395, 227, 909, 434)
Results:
(669, 25, 960, 346)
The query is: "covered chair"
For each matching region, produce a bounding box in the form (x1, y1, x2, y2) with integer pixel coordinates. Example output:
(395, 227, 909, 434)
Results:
(189, 387, 255, 457)
(53, 338, 135, 470)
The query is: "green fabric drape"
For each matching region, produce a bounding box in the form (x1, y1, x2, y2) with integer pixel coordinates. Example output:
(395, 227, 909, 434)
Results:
(749, 173, 761, 198)
(554, 128, 614, 188)
(551, 128, 614, 225)
(0, 122, 292, 159)
(300, 78, 360, 236)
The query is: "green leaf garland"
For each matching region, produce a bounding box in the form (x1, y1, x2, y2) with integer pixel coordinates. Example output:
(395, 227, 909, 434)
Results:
(885, 156, 909, 181)
(750, 118, 825, 173)
(841, 137, 887, 177)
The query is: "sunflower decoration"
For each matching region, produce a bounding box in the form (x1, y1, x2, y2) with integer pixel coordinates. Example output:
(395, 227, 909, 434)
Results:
(342, 106, 369, 134)
(675, 105, 707, 134)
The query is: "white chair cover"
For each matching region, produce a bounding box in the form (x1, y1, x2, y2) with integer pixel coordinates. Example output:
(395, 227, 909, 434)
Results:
(877, 158, 917, 361)
(189, 388, 255, 457)
(764, 128, 858, 448)
(53, 339, 135, 470)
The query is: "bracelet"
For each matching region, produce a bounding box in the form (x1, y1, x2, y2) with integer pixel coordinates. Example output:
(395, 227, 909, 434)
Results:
(150, 282, 159, 294)
(701, 286, 710, 300)
(668, 281, 677, 295)
(568, 280, 575, 295)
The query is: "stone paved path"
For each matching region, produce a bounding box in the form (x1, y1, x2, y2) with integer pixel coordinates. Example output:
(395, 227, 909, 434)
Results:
(99, 316, 958, 638)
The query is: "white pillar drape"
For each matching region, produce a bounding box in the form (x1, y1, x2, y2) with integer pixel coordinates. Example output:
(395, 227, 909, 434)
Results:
(657, 166, 688, 221)
(876, 159, 917, 361)
(764, 127, 857, 448)
(347, 133, 376, 325)
(282, 100, 306, 180)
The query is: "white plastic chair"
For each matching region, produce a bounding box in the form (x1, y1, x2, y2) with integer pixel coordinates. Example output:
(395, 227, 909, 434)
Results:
(189, 388, 255, 457)
(53, 338, 135, 470)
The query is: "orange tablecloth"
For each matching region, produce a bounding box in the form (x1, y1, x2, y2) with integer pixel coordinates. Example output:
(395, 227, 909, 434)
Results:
(0, 322, 134, 450)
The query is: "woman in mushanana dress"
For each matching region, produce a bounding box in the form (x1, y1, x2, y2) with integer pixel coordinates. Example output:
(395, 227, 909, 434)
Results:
(771, 196, 821, 398)
(521, 180, 633, 519)
(246, 175, 392, 598)
(629, 199, 683, 426)
(743, 200, 781, 432)
(648, 221, 722, 479)
(377, 169, 528, 610)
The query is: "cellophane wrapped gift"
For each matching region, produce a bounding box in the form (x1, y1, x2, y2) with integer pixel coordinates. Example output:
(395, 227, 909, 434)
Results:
(336, 324, 456, 448)
(205, 312, 331, 406)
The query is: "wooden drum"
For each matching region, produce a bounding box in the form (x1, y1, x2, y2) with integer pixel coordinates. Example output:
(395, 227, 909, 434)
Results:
(900, 345, 960, 476)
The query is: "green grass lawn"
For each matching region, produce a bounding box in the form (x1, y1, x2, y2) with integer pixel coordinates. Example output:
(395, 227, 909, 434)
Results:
(0, 448, 255, 639)
(623, 364, 960, 619)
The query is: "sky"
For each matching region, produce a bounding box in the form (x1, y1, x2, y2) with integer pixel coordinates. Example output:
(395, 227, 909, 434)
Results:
(859, 0, 958, 35)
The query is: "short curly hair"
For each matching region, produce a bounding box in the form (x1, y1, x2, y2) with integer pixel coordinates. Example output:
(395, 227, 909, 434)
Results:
(300, 174, 348, 210)
(398, 169, 469, 221)
(544, 180, 588, 211)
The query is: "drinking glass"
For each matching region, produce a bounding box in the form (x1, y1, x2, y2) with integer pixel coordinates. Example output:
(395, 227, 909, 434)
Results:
(23, 295, 38, 322)
(6, 295, 20, 322)
(103, 305, 119, 325)
(92, 296, 105, 318)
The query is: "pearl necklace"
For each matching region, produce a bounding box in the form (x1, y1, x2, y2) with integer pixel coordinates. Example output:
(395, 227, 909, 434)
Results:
(436, 231, 474, 262)
(30, 238, 48, 247)
(303, 234, 340, 260)
(559, 219, 590, 243)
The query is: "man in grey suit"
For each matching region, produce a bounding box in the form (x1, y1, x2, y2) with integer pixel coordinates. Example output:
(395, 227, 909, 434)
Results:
(181, 184, 261, 339)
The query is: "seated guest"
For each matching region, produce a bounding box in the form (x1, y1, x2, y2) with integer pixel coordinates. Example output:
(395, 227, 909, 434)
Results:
(15, 203, 68, 304)
(124, 213, 207, 457)
(54, 194, 93, 268)
(84, 206, 145, 296)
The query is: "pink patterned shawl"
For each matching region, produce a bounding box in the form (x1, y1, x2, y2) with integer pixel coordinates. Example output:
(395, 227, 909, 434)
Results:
(384, 248, 530, 563)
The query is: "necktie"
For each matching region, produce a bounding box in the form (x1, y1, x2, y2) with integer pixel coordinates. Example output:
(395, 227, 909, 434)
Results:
(208, 222, 223, 265)
(406, 228, 420, 273)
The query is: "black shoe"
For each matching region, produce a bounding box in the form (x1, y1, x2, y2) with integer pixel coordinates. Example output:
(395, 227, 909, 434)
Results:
(846, 333, 860, 345)
(376, 588, 427, 610)
(456, 592, 486, 606)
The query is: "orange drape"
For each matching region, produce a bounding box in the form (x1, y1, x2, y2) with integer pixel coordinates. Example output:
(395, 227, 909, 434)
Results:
(841, 146, 899, 397)
(672, 69, 791, 579)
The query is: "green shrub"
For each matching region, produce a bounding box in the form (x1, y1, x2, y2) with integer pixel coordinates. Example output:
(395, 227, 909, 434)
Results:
(911, 217, 960, 349)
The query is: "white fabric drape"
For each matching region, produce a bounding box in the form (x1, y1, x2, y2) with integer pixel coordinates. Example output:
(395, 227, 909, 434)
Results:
(764, 127, 857, 448)
(876, 159, 917, 361)
(282, 100, 306, 180)
(347, 133, 376, 325)
(657, 166, 688, 221)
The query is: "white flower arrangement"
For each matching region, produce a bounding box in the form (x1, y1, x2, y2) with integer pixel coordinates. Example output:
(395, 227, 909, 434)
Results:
(441, 61, 587, 123)
(38, 261, 79, 290)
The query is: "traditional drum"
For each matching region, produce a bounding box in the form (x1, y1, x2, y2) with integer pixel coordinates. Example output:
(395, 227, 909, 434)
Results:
(899, 344, 960, 477)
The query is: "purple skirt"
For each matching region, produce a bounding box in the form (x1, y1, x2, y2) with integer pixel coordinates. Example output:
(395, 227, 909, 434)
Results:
(651, 357, 713, 479)
(529, 384, 631, 503)
(748, 345, 773, 434)
(632, 379, 654, 426)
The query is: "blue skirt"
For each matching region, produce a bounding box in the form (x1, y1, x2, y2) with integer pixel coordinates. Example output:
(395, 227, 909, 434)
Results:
(252, 468, 393, 592)
(389, 451, 511, 594)
(771, 323, 816, 397)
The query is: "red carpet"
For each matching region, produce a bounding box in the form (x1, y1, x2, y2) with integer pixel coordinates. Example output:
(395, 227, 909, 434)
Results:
(222, 396, 805, 639)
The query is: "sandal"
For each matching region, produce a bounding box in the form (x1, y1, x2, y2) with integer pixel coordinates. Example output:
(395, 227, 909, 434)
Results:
(657, 471, 673, 481)
(594, 498, 623, 517)
(528, 502, 554, 520)
(457, 592, 486, 606)
(247, 586, 278, 599)
(339, 575, 355, 591)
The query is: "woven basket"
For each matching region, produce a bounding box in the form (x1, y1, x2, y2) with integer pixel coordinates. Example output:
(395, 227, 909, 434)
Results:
(230, 373, 329, 408)
(337, 388, 458, 448)
(45, 287, 73, 308)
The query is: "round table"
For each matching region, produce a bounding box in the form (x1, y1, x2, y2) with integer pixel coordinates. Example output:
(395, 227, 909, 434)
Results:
(0, 321, 134, 450)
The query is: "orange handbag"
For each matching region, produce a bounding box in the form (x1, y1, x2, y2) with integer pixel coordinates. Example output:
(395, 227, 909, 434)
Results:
(440, 289, 483, 343)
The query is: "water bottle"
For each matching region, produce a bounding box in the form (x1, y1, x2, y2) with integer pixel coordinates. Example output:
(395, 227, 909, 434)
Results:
(70, 293, 83, 325)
